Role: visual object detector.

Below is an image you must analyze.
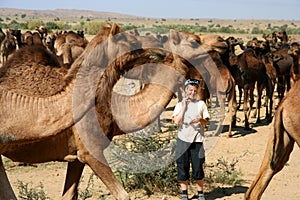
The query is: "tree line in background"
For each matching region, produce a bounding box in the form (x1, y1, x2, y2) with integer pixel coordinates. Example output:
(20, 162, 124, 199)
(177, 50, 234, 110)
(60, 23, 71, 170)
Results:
(1, 17, 300, 35)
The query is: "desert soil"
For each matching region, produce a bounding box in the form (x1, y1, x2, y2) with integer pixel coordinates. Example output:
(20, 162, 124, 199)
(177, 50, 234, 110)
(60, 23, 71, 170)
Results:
(3, 96, 300, 200)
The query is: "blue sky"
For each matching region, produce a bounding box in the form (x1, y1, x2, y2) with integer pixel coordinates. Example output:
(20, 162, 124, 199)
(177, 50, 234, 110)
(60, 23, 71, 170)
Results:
(1, 0, 300, 20)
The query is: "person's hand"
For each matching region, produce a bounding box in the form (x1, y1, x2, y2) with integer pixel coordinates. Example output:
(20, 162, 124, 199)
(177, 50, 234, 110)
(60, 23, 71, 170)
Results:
(190, 116, 201, 124)
(190, 116, 209, 126)
(181, 97, 190, 108)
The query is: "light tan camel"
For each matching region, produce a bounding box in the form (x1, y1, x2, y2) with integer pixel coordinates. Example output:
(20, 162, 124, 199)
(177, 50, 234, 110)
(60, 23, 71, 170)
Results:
(0, 23, 222, 200)
(245, 79, 300, 200)
(54, 30, 89, 67)
(0, 23, 167, 200)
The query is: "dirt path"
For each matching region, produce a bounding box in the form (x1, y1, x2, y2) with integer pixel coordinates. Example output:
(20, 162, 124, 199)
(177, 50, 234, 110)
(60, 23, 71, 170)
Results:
(4, 99, 300, 200)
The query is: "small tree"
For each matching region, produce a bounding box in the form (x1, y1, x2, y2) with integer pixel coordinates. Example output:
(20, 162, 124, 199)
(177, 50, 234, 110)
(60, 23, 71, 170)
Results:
(28, 20, 45, 30)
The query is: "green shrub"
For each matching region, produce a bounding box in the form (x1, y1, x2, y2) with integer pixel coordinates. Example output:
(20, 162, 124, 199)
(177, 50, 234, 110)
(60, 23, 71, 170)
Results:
(17, 181, 49, 200)
(204, 157, 243, 190)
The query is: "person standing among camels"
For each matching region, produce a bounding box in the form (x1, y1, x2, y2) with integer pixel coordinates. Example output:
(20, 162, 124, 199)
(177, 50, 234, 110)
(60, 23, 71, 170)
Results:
(172, 79, 210, 200)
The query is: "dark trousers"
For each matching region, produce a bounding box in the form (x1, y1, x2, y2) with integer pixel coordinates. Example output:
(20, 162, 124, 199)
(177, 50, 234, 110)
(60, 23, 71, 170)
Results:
(176, 138, 205, 181)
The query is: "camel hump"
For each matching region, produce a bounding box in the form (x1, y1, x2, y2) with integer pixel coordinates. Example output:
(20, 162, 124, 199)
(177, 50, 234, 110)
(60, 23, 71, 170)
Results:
(0, 45, 67, 97)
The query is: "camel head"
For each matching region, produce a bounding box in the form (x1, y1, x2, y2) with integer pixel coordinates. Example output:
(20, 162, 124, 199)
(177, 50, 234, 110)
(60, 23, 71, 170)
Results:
(165, 30, 207, 62)
(263, 33, 276, 43)
(35, 25, 48, 38)
(288, 42, 300, 57)
(226, 36, 244, 47)
(273, 31, 288, 42)
(197, 34, 228, 54)
(44, 32, 57, 52)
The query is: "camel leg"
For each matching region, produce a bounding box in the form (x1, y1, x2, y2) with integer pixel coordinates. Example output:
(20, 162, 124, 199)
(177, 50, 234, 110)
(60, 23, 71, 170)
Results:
(265, 78, 274, 122)
(214, 91, 226, 136)
(245, 130, 295, 200)
(248, 85, 255, 118)
(84, 154, 130, 200)
(255, 82, 264, 124)
(237, 85, 243, 110)
(277, 77, 285, 102)
(227, 88, 237, 137)
(243, 87, 250, 129)
(0, 156, 17, 200)
(62, 159, 85, 200)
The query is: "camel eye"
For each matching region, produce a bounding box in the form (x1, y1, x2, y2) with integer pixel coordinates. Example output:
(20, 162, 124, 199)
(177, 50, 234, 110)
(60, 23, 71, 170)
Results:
(218, 37, 224, 42)
(190, 40, 199, 47)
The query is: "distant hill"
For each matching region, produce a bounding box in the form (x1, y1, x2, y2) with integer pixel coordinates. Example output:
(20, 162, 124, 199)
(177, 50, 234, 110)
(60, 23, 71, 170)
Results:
(0, 8, 141, 20)
(1, 8, 299, 38)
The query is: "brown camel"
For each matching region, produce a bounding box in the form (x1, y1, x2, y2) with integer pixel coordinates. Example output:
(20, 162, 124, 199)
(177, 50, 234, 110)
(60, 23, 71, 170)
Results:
(0, 23, 164, 200)
(288, 42, 300, 85)
(261, 53, 277, 120)
(9, 29, 44, 47)
(0, 28, 5, 46)
(240, 48, 268, 126)
(0, 30, 16, 65)
(54, 30, 89, 67)
(273, 30, 289, 45)
(221, 36, 245, 111)
(8, 29, 25, 48)
(272, 45, 293, 103)
(43, 31, 57, 53)
(0, 23, 215, 200)
(35, 25, 48, 39)
(205, 50, 236, 137)
(245, 78, 300, 200)
(248, 39, 275, 122)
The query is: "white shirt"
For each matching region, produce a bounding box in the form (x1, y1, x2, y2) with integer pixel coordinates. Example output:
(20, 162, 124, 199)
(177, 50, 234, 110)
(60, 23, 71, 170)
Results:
(172, 100, 210, 143)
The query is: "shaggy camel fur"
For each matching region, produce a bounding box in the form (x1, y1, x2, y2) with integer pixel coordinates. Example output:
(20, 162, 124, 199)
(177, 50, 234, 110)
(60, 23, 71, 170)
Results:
(0, 23, 216, 200)
(245, 79, 300, 200)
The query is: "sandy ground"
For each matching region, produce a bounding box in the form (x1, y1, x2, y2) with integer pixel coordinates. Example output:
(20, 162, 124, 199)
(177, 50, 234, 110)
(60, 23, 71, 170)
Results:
(3, 96, 300, 200)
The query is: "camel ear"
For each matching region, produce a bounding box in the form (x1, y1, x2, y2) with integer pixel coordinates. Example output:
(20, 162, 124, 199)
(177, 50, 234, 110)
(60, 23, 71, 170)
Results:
(109, 23, 122, 38)
(169, 29, 180, 45)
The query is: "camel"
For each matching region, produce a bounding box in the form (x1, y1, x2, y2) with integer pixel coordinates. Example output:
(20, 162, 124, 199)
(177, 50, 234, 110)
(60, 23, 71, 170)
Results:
(288, 42, 300, 85)
(205, 50, 236, 137)
(9, 29, 44, 47)
(245, 78, 300, 200)
(0, 28, 5, 46)
(261, 53, 277, 120)
(54, 30, 89, 67)
(0, 23, 218, 200)
(273, 30, 288, 45)
(238, 48, 269, 128)
(7, 29, 24, 48)
(221, 36, 245, 111)
(262, 33, 278, 51)
(43, 31, 57, 53)
(0, 30, 16, 65)
(35, 25, 48, 39)
(271, 45, 293, 103)
(248, 39, 275, 122)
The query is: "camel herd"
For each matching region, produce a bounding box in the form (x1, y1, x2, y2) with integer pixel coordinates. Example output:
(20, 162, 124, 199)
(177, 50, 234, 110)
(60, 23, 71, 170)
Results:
(0, 26, 88, 68)
(0, 23, 299, 200)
